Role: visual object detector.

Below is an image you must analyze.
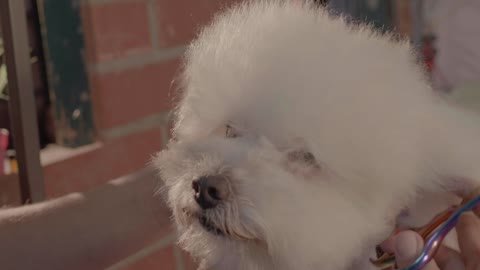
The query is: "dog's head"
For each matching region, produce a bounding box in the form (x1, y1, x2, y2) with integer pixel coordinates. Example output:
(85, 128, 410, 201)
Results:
(153, 1, 432, 269)
(155, 124, 389, 270)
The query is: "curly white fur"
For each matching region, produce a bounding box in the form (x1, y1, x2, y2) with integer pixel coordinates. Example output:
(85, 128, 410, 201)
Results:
(152, 1, 480, 269)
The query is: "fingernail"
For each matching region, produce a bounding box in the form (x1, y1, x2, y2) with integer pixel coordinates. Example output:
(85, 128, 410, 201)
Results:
(394, 231, 422, 261)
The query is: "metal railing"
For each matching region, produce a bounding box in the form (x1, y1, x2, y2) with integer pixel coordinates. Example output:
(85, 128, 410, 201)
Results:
(0, 0, 45, 203)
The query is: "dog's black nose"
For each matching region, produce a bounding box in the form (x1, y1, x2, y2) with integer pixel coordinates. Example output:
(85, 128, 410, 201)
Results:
(192, 175, 229, 209)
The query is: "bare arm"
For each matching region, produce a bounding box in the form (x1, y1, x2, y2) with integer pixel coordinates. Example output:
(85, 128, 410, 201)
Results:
(0, 168, 170, 270)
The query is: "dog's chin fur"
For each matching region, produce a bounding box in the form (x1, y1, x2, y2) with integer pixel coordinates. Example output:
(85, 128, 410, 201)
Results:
(153, 1, 480, 269)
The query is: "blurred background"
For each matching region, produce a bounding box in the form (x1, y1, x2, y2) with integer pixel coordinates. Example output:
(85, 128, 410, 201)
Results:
(0, 0, 479, 269)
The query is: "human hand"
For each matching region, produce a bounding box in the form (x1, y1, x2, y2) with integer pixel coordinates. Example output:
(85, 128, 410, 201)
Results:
(383, 212, 480, 270)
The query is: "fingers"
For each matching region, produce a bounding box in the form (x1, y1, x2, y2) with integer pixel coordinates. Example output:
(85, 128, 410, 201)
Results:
(382, 210, 479, 270)
(393, 230, 441, 270)
(457, 212, 480, 270)
(379, 227, 408, 252)
(434, 245, 465, 270)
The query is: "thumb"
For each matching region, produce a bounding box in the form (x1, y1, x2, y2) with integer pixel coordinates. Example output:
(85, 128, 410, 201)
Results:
(394, 230, 424, 267)
(394, 231, 440, 270)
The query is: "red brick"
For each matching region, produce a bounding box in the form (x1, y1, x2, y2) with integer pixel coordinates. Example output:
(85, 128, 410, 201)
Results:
(123, 244, 176, 270)
(102, 210, 175, 269)
(43, 127, 163, 198)
(90, 58, 180, 130)
(81, 0, 152, 63)
(154, 0, 241, 47)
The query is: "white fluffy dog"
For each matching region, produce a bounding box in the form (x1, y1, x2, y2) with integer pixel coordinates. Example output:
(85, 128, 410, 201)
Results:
(153, 1, 480, 269)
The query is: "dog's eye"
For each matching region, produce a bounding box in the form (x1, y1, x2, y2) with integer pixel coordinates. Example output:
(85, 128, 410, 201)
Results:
(225, 124, 238, 138)
(287, 150, 320, 168)
(212, 124, 241, 138)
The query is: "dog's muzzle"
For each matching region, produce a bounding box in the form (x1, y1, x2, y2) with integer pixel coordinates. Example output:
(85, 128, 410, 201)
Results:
(192, 174, 230, 209)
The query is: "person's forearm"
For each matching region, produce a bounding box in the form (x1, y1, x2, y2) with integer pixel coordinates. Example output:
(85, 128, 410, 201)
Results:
(0, 168, 170, 270)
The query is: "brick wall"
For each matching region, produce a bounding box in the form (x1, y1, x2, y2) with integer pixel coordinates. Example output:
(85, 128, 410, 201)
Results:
(0, 0, 241, 267)
(75, 0, 240, 269)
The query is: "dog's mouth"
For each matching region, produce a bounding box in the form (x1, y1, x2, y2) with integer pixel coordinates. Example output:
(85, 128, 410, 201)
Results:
(181, 208, 225, 236)
(198, 215, 224, 236)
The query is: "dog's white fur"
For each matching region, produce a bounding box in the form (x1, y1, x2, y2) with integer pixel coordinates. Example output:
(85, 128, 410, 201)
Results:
(153, 1, 480, 269)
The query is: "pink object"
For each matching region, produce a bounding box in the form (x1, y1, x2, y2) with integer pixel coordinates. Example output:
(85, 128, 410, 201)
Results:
(0, 129, 8, 149)
(0, 129, 9, 175)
